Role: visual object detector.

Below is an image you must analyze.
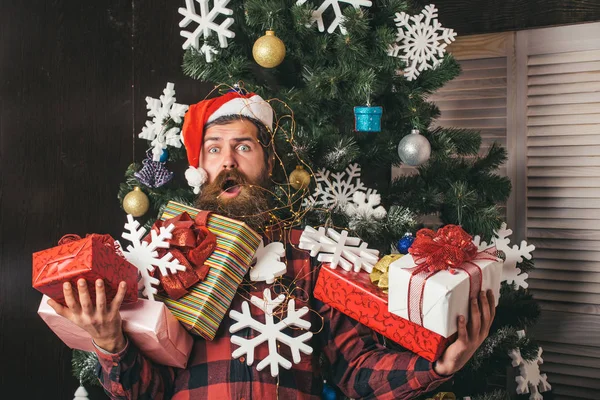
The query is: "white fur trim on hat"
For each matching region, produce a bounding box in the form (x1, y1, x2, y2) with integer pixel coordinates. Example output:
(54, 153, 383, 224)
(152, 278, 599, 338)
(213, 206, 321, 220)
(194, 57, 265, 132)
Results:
(207, 94, 273, 130)
(185, 166, 208, 194)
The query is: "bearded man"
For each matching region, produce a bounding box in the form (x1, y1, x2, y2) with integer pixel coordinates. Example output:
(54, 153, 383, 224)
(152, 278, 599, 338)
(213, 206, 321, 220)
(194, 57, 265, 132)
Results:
(48, 91, 497, 400)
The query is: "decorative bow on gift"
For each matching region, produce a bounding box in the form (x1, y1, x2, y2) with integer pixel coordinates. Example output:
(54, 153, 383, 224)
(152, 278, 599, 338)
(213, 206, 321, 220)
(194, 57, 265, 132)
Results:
(146, 211, 217, 299)
(406, 225, 495, 326)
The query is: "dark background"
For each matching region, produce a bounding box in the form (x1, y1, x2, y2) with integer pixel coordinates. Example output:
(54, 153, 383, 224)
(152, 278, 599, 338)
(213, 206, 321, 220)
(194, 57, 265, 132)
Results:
(1, 1, 598, 398)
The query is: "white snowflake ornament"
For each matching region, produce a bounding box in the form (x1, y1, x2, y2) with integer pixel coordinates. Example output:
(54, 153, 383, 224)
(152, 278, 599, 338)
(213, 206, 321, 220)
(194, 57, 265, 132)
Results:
(509, 331, 551, 400)
(296, 0, 372, 35)
(345, 191, 387, 229)
(117, 215, 186, 301)
(388, 4, 457, 81)
(139, 83, 189, 161)
(178, 0, 235, 62)
(303, 163, 376, 211)
(250, 240, 287, 284)
(299, 226, 379, 273)
(229, 288, 313, 377)
(475, 223, 535, 290)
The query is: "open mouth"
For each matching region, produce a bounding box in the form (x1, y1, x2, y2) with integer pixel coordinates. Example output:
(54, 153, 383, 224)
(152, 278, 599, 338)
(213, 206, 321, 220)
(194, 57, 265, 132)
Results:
(219, 178, 242, 198)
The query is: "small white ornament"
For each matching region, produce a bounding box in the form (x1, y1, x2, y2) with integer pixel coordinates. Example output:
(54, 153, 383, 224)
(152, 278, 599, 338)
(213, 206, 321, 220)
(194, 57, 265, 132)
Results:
(474, 223, 535, 290)
(345, 191, 387, 229)
(304, 163, 377, 211)
(296, 0, 372, 35)
(229, 288, 313, 377)
(250, 240, 287, 284)
(387, 4, 457, 81)
(117, 215, 186, 301)
(139, 82, 189, 161)
(178, 0, 235, 63)
(509, 331, 551, 400)
(73, 385, 89, 400)
(299, 226, 379, 273)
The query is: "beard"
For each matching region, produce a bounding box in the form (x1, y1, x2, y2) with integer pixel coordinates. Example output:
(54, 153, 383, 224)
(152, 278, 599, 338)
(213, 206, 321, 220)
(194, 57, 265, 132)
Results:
(194, 168, 272, 233)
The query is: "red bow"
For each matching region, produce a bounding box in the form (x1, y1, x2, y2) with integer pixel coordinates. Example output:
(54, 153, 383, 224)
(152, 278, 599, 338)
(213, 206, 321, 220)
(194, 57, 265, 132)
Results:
(146, 211, 217, 299)
(409, 225, 478, 272)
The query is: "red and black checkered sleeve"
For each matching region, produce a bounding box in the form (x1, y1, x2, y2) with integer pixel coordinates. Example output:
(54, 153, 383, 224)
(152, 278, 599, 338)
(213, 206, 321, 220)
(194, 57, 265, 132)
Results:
(317, 301, 453, 400)
(94, 337, 176, 399)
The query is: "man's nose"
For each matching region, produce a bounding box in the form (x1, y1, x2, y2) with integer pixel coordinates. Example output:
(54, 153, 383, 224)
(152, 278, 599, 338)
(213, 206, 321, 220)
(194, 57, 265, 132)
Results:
(221, 148, 238, 170)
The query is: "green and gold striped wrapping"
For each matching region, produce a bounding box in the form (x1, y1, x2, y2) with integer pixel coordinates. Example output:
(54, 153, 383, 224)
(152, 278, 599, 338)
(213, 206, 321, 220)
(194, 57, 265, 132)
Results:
(155, 201, 261, 340)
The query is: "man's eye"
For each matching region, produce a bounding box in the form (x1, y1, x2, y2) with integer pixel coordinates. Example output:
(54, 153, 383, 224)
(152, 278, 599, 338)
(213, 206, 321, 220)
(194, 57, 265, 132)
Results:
(208, 147, 220, 154)
(238, 144, 250, 152)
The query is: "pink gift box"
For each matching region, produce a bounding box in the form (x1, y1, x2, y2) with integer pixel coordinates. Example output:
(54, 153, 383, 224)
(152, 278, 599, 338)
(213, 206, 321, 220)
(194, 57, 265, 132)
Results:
(38, 295, 193, 368)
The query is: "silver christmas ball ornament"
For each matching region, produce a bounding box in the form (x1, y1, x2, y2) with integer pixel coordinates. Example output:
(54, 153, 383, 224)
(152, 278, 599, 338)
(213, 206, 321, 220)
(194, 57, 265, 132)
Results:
(398, 129, 431, 166)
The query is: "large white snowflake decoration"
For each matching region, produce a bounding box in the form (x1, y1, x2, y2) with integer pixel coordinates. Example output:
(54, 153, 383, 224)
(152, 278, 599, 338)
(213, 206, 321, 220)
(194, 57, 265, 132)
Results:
(250, 240, 287, 284)
(178, 0, 235, 62)
(139, 82, 189, 161)
(509, 331, 551, 400)
(387, 4, 457, 81)
(229, 288, 313, 377)
(299, 226, 379, 273)
(474, 223, 535, 290)
(116, 215, 186, 301)
(296, 0, 372, 35)
(303, 163, 377, 211)
(345, 191, 387, 229)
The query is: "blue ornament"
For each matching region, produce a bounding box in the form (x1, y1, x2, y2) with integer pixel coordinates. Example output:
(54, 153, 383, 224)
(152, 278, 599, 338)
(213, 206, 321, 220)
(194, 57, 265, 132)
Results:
(227, 84, 248, 95)
(322, 382, 337, 400)
(396, 233, 415, 254)
(159, 148, 169, 162)
(354, 105, 383, 132)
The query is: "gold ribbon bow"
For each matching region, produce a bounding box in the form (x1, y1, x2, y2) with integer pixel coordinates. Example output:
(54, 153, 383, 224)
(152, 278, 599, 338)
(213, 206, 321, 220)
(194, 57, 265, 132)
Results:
(370, 254, 404, 292)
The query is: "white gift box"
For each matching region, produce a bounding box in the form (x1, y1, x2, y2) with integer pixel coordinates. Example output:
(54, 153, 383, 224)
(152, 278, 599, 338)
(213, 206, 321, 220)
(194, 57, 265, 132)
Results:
(388, 253, 503, 338)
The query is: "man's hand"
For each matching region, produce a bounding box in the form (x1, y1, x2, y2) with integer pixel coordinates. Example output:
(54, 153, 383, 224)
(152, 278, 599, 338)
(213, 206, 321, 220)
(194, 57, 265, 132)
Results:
(434, 289, 496, 376)
(47, 278, 128, 353)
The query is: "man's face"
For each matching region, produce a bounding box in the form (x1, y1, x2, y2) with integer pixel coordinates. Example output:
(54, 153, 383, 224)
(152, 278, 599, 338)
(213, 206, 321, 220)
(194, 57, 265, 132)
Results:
(194, 118, 271, 231)
(200, 118, 267, 192)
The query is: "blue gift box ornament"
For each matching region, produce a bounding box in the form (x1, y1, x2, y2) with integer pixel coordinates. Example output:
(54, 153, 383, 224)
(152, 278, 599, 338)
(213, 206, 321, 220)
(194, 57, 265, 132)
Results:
(354, 105, 383, 132)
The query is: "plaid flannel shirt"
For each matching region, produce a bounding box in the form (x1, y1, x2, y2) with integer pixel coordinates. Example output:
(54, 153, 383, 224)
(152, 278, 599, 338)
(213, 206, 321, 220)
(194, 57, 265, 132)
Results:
(95, 230, 452, 399)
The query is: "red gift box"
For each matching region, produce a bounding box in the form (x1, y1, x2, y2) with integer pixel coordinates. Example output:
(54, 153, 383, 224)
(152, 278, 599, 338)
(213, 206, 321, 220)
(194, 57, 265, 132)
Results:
(314, 265, 452, 362)
(32, 234, 138, 306)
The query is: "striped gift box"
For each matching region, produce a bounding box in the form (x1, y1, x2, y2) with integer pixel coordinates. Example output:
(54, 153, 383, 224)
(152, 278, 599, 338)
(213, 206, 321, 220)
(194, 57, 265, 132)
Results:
(156, 201, 261, 340)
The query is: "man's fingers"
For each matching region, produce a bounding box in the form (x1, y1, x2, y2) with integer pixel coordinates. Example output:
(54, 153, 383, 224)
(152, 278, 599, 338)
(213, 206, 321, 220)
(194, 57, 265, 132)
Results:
(110, 281, 127, 314)
(63, 282, 80, 312)
(487, 290, 496, 322)
(47, 298, 72, 319)
(457, 315, 468, 343)
(479, 291, 490, 335)
(95, 279, 107, 314)
(77, 279, 94, 315)
(468, 296, 481, 338)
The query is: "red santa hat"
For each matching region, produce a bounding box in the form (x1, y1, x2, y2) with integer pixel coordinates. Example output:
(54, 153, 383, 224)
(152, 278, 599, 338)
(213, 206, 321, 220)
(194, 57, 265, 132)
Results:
(181, 91, 274, 194)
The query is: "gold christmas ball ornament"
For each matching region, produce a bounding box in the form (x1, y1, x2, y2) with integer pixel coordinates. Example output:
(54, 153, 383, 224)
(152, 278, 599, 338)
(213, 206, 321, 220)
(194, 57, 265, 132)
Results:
(289, 165, 311, 190)
(123, 186, 150, 217)
(252, 30, 286, 68)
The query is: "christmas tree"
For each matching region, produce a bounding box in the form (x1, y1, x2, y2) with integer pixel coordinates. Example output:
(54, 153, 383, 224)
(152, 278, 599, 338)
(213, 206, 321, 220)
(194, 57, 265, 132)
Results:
(77, 1, 544, 399)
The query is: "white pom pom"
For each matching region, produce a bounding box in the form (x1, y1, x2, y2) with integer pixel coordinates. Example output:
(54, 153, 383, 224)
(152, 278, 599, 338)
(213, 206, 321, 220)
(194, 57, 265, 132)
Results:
(185, 166, 208, 194)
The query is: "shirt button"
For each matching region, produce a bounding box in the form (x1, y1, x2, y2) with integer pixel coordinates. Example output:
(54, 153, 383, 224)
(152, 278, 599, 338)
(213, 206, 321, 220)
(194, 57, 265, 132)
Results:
(240, 356, 245, 363)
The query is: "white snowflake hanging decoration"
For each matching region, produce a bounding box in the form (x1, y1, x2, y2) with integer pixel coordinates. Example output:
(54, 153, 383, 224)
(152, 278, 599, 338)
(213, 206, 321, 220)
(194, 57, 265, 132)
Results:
(116, 215, 186, 301)
(303, 163, 375, 211)
(139, 82, 189, 161)
(229, 288, 313, 377)
(509, 331, 551, 400)
(250, 240, 287, 284)
(345, 191, 387, 229)
(178, 0, 235, 62)
(299, 226, 379, 273)
(474, 223, 535, 290)
(387, 4, 457, 81)
(296, 0, 373, 35)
